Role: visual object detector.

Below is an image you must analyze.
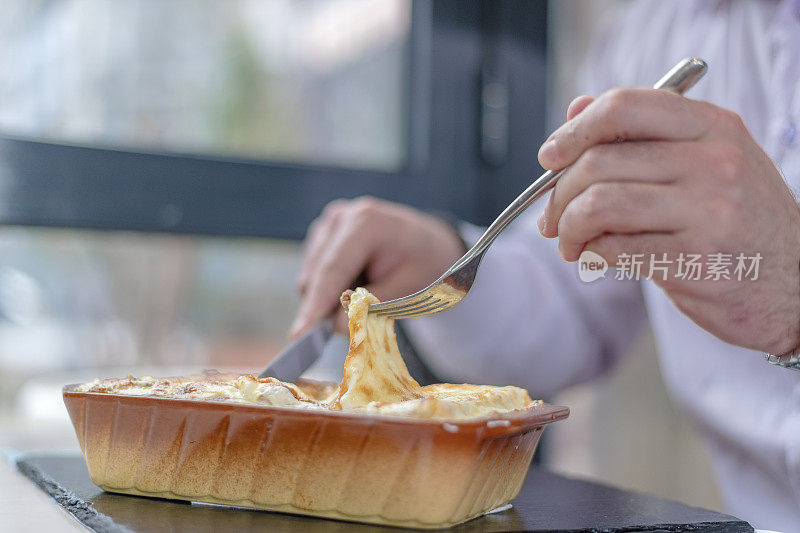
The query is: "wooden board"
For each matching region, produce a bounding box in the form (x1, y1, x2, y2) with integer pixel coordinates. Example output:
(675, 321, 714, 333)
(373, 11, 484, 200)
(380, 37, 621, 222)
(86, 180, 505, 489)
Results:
(16, 452, 752, 532)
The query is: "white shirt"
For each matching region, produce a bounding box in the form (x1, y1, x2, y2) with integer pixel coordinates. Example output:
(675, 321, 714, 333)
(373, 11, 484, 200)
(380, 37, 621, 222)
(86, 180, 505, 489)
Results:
(405, 1, 800, 531)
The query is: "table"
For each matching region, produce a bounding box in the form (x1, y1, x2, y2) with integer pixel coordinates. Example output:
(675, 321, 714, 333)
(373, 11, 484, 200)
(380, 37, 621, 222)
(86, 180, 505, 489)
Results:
(0, 454, 84, 532)
(13, 451, 752, 532)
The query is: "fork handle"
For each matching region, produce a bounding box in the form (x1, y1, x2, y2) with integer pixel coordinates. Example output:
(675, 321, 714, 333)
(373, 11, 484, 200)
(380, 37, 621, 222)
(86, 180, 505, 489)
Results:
(457, 57, 708, 267)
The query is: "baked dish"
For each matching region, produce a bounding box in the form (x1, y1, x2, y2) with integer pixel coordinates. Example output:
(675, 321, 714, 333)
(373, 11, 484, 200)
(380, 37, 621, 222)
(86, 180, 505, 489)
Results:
(64, 288, 568, 529)
(77, 288, 534, 419)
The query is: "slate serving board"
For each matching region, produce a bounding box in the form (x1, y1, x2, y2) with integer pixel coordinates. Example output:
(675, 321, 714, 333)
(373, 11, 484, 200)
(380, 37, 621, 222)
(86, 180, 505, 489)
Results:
(16, 452, 752, 533)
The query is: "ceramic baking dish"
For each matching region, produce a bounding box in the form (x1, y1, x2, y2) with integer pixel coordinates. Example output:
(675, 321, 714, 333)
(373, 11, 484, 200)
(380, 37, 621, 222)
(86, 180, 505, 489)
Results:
(63, 384, 568, 529)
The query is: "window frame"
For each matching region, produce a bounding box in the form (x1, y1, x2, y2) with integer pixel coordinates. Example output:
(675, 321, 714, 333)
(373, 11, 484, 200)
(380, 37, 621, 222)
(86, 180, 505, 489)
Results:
(0, 0, 548, 240)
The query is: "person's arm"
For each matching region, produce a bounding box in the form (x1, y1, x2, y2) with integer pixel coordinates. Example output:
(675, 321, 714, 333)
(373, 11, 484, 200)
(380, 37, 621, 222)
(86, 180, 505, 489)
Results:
(291, 6, 650, 395)
(536, 91, 800, 357)
(290, 197, 470, 338)
(291, 194, 646, 397)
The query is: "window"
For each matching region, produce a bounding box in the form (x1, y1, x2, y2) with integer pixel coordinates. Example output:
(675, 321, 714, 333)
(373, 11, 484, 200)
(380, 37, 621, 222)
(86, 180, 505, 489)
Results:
(0, 0, 548, 237)
(0, 0, 410, 171)
(0, 0, 548, 444)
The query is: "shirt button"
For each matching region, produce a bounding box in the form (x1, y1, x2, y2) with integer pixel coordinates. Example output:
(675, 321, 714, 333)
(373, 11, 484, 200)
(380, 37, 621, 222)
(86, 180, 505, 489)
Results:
(781, 119, 798, 147)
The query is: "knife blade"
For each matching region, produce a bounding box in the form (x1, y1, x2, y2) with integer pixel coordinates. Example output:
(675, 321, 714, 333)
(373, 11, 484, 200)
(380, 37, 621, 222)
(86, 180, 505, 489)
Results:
(259, 320, 334, 382)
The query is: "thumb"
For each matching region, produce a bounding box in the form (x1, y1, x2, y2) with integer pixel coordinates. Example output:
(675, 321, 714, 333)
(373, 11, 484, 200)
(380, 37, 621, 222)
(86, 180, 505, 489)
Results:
(566, 94, 595, 121)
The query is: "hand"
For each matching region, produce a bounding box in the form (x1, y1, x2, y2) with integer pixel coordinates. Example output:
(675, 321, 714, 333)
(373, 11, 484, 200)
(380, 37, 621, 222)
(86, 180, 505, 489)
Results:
(290, 197, 466, 339)
(537, 88, 800, 354)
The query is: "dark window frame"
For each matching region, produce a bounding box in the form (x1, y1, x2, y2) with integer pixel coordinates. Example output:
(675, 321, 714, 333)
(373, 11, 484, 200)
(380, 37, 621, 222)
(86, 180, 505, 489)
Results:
(0, 0, 548, 240)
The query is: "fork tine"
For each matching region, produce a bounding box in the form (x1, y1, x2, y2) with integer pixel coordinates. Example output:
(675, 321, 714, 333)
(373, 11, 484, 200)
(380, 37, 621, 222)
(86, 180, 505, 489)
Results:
(384, 304, 453, 319)
(373, 295, 439, 317)
(381, 299, 452, 319)
(369, 291, 433, 314)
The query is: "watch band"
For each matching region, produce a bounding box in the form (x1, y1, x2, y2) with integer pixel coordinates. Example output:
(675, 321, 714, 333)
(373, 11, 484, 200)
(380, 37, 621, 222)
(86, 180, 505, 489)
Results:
(764, 349, 800, 371)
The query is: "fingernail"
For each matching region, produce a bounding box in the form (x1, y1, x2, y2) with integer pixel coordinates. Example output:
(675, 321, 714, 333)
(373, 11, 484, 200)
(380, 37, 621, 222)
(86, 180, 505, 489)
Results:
(538, 140, 557, 167)
(537, 213, 546, 234)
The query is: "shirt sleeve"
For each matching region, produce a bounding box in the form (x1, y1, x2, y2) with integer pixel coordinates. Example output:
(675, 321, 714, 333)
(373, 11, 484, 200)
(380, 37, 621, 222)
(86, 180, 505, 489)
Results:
(402, 8, 648, 397)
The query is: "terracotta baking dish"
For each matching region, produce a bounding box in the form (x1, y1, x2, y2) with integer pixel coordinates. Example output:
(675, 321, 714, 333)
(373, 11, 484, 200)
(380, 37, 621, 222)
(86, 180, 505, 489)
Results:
(63, 384, 568, 529)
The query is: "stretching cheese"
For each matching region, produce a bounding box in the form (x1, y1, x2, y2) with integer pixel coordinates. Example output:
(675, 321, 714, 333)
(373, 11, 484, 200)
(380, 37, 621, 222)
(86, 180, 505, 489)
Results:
(78, 288, 537, 419)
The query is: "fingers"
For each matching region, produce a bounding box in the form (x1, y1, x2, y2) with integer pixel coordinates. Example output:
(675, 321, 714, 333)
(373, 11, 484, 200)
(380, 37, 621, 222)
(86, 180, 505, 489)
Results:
(565, 95, 594, 121)
(296, 218, 331, 294)
(538, 88, 717, 170)
(291, 197, 464, 340)
(535, 96, 595, 236)
(585, 232, 679, 265)
(296, 200, 348, 294)
(291, 229, 377, 339)
(556, 181, 687, 262)
(291, 199, 384, 338)
(540, 141, 695, 238)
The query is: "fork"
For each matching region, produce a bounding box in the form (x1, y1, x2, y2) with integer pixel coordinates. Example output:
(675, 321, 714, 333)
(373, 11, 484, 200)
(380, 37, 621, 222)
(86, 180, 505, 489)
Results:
(369, 57, 708, 319)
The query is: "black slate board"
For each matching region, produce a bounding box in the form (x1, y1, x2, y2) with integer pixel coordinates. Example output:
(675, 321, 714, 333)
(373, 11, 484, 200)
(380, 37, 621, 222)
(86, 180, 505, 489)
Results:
(16, 453, 752, 533)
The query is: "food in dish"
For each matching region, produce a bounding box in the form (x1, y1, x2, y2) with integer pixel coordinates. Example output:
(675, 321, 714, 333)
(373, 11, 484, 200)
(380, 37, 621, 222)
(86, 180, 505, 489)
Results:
(77, 288, 537, 420)
(65, 288, 567, 529)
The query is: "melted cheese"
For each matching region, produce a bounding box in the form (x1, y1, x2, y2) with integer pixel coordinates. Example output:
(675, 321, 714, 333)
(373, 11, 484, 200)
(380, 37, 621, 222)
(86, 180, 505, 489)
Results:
(331, 288, 425, 409)
(77, 288, 537, 419)
(77, 373, 333, 409)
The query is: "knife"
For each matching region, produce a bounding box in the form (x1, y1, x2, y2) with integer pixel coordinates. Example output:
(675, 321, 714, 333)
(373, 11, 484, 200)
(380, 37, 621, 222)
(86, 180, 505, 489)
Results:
(258, 318, 440, 385)
(259, 320, 336, 382)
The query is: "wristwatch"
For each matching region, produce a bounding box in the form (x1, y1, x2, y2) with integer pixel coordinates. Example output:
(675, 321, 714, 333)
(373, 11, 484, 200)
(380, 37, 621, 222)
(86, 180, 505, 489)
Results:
(764, 348, 800, 371)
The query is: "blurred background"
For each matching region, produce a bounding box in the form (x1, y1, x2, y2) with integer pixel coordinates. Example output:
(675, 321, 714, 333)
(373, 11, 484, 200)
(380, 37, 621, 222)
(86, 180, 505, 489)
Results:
(0, 0, 721, 513)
